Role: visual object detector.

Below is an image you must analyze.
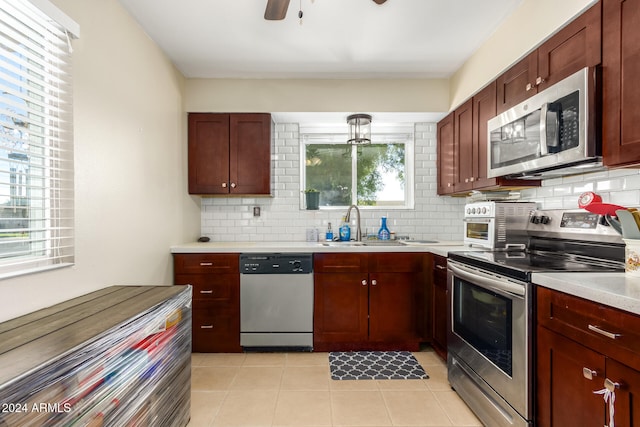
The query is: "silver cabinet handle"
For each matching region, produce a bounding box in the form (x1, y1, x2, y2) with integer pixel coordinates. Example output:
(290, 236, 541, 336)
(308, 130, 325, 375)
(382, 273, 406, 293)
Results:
(435, 264, 447, 270)
(200, 262, 213, 266)
(526, 82, 534, 91)
(221, 182, 227, 188)
(199, 290, 213, 294)
(230, 182, 237, 188)
(588, 324, 622, 340)
(536, 76, 545, 85)
(583, 367, 598, 380)
(361, 279, 367, 286)
(371, 279, 377, 286)
(200, 325, 213, 329)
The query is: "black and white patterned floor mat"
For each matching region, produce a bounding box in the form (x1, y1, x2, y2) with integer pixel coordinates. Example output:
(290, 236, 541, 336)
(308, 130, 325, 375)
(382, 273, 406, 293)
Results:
(329, 351, 429, 380)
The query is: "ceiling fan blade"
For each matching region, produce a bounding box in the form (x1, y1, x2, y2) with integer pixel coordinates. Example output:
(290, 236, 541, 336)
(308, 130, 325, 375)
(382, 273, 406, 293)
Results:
(265, 0, 290, 20)
(372, 0, 387, 4)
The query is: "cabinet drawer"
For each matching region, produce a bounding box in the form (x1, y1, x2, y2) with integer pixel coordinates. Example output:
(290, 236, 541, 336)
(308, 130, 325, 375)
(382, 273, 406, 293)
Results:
(174, 253, 239, 274)
(192, 306, 241, 353)
(175, 273, 239, 303)
(537, 286, 640, 371)
(368, 253, 426, 273)
(314, 253, 368, 273)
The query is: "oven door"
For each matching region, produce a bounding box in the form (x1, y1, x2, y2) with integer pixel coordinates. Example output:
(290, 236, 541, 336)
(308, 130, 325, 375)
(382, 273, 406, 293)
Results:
(463, 218, 495, 248)
(447, 260, 531, 423)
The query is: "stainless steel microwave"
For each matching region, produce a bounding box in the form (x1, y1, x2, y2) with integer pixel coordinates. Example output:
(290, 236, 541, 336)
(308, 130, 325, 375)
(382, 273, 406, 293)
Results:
(487, 67, 602, 179)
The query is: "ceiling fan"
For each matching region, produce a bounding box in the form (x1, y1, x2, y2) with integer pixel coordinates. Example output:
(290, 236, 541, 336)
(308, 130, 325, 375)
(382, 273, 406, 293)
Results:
(265, 0, 388, 21)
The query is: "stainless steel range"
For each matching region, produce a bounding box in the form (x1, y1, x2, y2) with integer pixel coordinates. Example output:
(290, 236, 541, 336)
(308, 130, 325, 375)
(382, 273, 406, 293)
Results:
(447, 209, 625, 427)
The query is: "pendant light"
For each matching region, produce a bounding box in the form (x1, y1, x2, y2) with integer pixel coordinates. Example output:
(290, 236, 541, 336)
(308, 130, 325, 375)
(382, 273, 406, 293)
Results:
(347, 114, 372, 145)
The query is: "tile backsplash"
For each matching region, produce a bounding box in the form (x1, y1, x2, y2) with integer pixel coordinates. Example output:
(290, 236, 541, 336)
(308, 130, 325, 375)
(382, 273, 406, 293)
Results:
(520, 168, 640, 209)
(200, 121, 640, 242)
(200, 123, 466, 242)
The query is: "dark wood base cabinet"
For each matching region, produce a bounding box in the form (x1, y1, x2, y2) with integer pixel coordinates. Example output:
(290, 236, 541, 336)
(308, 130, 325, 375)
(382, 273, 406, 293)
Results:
(536, 286, 640, 427)
(313, 252, 427, 352)
(173, 253, 242, 353)
(431, 254, 448, 360)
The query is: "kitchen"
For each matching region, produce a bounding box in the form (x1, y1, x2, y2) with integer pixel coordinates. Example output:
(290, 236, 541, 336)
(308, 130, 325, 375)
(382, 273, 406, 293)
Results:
(1, 0, 640, 426)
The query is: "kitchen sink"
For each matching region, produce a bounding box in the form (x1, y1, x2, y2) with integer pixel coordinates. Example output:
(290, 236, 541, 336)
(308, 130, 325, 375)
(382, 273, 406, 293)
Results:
(320, 240, 439, 247)
(361, 240, 406, 246)
(321, 241, 365, 247)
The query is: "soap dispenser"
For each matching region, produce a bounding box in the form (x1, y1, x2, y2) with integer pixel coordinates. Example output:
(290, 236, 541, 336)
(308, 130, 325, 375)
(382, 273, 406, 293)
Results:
(378, 216, 391, 240)
(325, 222, 334, 242)
(339, 216, 351, 241)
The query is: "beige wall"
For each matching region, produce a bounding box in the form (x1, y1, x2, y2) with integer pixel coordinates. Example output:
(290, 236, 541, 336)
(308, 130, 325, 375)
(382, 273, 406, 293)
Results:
(0, 0, 201, 322)
(185, 0, 596, 114)
(449, 0, 597, 109)
(185, 78, 450, 113)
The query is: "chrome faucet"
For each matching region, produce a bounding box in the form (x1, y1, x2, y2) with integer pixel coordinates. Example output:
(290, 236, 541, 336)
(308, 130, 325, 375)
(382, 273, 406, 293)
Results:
(344, 205, 362, 241)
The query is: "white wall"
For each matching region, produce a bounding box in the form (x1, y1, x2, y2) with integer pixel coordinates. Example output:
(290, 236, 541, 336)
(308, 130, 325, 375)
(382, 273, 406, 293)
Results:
(201, 123, 465, 242)
(0, 0, 201, 322)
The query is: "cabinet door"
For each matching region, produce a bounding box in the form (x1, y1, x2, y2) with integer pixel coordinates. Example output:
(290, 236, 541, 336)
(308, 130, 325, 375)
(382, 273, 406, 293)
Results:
(603, 0, 640, 166)
(437, 112, 456, 195)
(536, 326, 606, 427)
(229, 113, 271, 194)
(496, 52, 538, 114)
(369, 272, 419, 344)
(454, 98, 474, 192)
(537, 2, 601, 91)
(313, 272, 369, 346)
(606, 358, 640, 427)
(472, 82, 497, 189)
(188, 113, 230, 194)
(431, 255, 448, 360)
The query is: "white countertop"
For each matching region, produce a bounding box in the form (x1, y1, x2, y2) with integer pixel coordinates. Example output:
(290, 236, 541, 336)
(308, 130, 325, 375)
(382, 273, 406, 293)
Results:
(170, 240, 470, 258)
(532, 272, 640, 316)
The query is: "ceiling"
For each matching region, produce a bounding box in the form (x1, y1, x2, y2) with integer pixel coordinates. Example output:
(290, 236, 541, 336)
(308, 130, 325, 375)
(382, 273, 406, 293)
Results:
(118, 0, 523, 80)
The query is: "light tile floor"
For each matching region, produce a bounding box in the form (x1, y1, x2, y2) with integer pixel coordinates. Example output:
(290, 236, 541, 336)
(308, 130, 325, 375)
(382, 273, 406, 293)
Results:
(188, 348, 483, 427)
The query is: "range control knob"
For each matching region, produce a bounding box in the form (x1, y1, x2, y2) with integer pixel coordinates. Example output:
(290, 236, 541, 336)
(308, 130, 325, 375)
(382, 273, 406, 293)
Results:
(540, 215, 550, 224)
(481, 207, 487, 214)
(292, 260, 302, 270)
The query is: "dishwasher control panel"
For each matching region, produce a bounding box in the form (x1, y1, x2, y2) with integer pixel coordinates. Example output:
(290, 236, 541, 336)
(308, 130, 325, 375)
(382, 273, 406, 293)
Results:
(240, 253, 313, 274)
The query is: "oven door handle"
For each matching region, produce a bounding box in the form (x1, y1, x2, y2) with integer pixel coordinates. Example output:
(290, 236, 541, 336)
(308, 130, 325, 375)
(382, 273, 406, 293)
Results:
(462, 218, 491, 223)
(448, 262, 525, 298)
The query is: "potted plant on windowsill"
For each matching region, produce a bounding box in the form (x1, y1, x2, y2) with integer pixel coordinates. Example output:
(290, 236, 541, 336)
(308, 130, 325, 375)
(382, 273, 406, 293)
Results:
(303, 188, 320, 210)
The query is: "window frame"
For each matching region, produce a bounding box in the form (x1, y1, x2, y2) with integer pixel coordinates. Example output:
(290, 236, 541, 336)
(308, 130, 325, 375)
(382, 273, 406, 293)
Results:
(300, 131, 415, 210)
(0, 0, 78, 279)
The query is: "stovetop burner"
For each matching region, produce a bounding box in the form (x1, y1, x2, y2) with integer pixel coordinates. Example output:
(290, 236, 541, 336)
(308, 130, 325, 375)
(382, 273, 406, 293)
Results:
(449, 249, 625, 282)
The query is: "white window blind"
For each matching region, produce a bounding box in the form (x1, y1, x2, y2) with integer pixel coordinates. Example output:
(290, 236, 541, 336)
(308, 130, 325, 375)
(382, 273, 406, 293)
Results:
(0, 0, 75, 278)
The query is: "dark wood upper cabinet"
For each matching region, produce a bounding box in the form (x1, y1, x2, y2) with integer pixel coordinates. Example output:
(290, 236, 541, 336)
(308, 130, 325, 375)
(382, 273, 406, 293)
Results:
(473, 82, 498, 189)
(437, 112, 456, 195)
(496, 52, 538, 114)
(454, 98, 474, 193)
(602, 0, 640, 167)
(437, 82, 539, 196)
(188, 113, 272, 195)
(496, 2, 602, 114)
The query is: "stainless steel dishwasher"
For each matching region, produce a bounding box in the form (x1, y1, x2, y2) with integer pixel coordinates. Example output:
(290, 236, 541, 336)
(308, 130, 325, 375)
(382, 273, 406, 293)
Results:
(240, 253, 314, 350)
